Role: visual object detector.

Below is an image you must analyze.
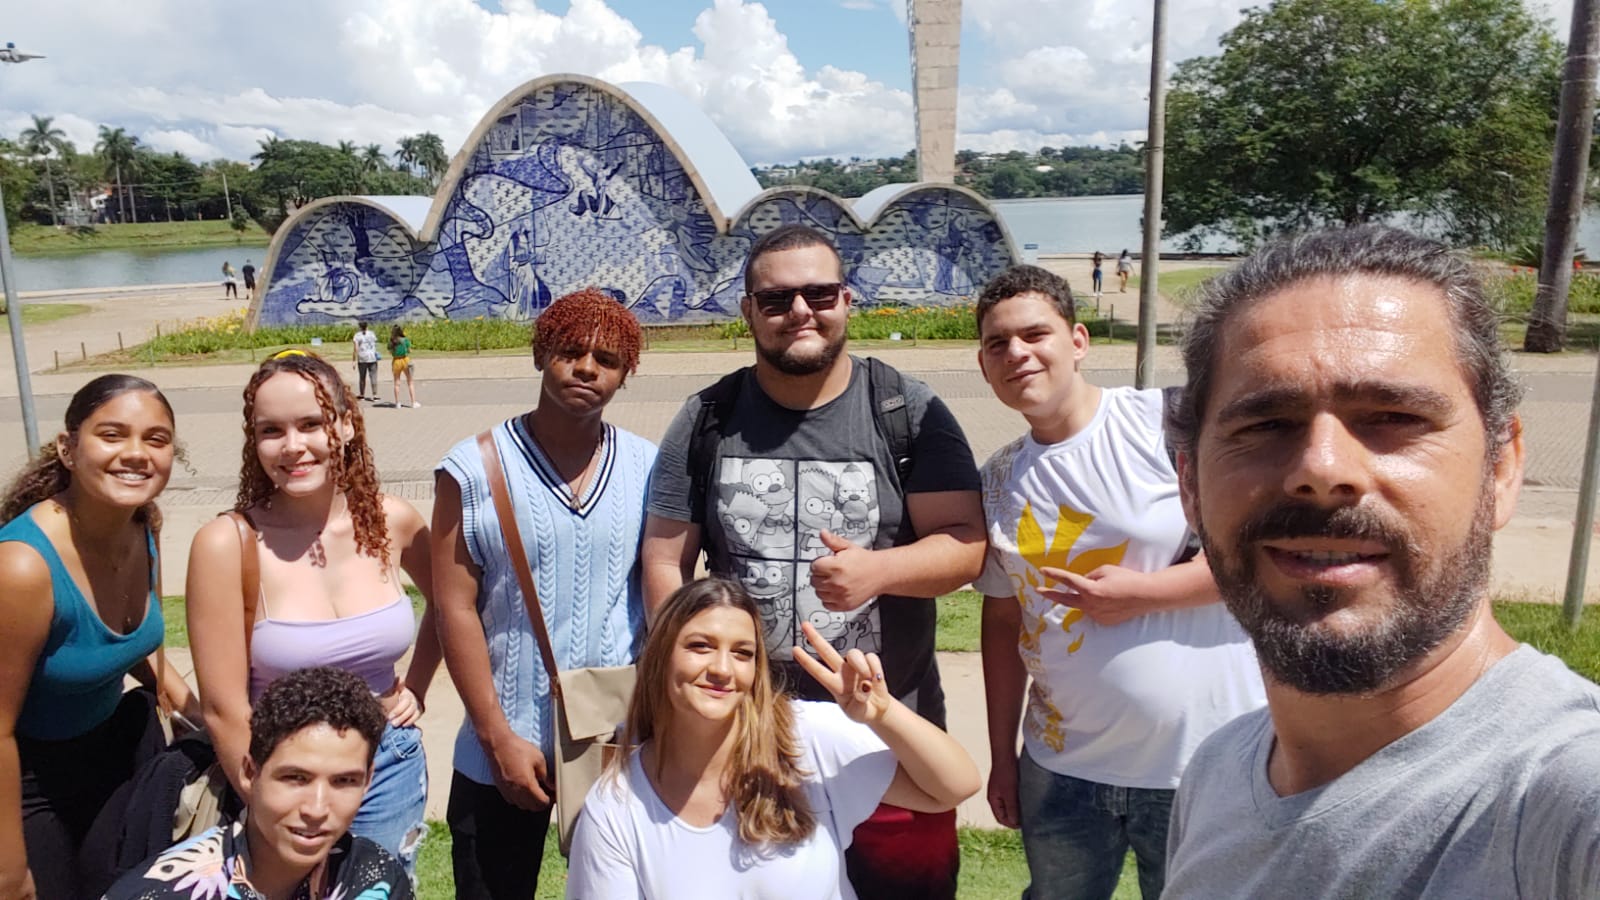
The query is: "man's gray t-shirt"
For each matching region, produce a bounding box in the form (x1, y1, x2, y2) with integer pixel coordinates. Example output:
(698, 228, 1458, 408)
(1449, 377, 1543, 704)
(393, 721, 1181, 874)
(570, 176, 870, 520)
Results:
(648, 358, 980, 726)
(1165, 645, 1600, 899)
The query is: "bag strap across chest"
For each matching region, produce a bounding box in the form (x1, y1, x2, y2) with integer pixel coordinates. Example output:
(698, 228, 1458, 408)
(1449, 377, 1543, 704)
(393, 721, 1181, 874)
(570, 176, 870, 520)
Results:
(476, 429, 565, 702)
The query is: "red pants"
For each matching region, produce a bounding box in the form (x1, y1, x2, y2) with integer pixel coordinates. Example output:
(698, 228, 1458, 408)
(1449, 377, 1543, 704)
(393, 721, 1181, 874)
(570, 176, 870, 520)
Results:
(846, 803, 960, 899)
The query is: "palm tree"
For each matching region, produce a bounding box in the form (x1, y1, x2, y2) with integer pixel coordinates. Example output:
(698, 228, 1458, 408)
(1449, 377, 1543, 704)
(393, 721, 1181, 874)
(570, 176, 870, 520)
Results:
(20, 114, 68, 226)
(361, 143, 386, 175)
(95, 125, 139, 223)
(414, 132, 448, 187)
(392, 135, 419, 177)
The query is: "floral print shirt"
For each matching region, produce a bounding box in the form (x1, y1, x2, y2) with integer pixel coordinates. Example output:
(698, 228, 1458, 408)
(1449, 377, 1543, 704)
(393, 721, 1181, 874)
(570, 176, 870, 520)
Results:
(102, 820, 411, 900)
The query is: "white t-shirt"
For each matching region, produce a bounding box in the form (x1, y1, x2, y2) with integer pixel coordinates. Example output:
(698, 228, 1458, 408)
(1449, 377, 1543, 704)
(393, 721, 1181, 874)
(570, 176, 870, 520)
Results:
(353, 329, 379, 363)
(973, 386, 1264, 789)
(566, 701, 897, 900)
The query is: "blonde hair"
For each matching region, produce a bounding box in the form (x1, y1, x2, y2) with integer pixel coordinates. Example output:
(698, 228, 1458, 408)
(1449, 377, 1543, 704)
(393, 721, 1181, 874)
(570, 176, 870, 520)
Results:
(622, 577, 815, 845)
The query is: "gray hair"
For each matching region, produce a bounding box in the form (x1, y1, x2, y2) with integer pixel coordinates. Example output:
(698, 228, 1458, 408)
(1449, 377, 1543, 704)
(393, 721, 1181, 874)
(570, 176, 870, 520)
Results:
(1170, 225, 1522, 456)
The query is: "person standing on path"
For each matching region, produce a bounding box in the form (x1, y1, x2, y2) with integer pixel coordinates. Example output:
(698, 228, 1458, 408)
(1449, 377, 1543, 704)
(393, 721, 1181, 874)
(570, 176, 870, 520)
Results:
(1091, 251, 1104, 297)
(972, 265, 1263, 900)
(352, 321, 381, 401)
(1116, 250, 1132, 293)
(242, 259, 257, 301)
(432, 288, 656, 900)
(1162, 226, 1600, 897)
(641, 223, 986, 899)
(223, 261, 239, 300)
(390, 325, 418, 408)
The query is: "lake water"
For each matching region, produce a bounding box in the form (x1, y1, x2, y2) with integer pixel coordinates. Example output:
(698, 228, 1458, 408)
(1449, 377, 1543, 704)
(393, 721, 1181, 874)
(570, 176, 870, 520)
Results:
(7, 194, 1596, 292)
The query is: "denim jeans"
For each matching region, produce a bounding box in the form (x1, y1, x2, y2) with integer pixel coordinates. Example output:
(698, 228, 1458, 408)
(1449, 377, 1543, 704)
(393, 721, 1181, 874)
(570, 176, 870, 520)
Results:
(350, 723, 428, 881)
(1017, 750, 1174, 900)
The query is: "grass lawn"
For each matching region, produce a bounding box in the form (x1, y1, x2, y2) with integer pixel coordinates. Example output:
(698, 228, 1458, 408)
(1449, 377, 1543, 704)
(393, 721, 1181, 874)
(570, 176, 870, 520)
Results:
(10, 220, 270, 254)
(0, 302, 90, 330)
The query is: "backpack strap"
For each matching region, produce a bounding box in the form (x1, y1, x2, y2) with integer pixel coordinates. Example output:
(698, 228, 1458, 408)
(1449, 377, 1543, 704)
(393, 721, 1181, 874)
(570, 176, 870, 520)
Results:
(865, 356, 914, 487)
(687, 368, 749, 521)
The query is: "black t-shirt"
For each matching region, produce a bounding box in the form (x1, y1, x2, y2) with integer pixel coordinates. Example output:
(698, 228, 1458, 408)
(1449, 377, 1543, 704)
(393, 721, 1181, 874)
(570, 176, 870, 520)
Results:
(648, 358, 980, 726)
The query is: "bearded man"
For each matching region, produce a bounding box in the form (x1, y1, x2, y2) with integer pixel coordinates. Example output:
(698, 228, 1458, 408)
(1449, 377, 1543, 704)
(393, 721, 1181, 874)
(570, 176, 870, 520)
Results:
(1163, 225, 1600, 899)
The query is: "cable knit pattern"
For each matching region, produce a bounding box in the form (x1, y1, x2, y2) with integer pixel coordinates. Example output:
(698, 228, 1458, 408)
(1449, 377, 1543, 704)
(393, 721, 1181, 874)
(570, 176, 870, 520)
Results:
(439, 417, 656, 784)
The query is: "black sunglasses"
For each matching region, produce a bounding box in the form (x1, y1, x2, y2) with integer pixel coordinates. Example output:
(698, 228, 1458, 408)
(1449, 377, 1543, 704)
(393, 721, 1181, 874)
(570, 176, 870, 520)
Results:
(747, 282, 845, 315)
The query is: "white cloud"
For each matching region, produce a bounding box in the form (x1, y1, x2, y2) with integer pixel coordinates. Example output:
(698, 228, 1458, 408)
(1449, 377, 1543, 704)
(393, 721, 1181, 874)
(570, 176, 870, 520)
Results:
(0, 0, 1573, 175)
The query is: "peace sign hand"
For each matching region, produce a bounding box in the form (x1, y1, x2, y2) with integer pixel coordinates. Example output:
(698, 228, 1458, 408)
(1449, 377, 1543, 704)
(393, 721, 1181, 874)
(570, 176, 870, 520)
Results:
(792, 621, 892, 724)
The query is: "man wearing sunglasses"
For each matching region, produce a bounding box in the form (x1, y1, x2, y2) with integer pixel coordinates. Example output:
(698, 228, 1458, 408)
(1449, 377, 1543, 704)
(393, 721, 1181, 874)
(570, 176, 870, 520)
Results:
(642, 224, 987, 898)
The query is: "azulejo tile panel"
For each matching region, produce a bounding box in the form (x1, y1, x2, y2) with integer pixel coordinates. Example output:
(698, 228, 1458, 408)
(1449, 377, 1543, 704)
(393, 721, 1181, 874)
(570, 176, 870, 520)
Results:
(252, 76, 1016, 327)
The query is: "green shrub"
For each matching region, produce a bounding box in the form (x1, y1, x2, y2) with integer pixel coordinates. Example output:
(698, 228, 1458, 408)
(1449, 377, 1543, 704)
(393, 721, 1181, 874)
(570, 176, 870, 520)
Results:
(1488, 270, 1600, 317)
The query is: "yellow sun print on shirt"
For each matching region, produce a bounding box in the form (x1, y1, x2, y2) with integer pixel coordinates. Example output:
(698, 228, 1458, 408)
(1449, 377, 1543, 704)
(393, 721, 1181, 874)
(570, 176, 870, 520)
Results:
(1015, 502, 1129, 653)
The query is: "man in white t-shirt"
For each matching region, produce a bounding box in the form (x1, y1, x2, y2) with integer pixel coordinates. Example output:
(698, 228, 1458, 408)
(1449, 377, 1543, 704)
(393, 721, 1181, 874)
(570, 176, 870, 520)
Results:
(972, 265, 1264, 900)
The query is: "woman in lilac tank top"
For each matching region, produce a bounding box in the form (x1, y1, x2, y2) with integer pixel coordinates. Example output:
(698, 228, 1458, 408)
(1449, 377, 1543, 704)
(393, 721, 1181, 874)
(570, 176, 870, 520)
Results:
(186, 352, 442, 878)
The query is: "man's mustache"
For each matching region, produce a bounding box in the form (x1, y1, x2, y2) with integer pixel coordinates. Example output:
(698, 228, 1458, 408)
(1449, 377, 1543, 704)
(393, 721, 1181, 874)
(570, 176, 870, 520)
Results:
(1236, 501, 1410, 550)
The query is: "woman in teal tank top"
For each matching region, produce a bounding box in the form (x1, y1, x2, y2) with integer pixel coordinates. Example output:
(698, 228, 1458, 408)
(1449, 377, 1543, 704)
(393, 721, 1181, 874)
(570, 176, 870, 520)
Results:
(0, 374, 199, 899)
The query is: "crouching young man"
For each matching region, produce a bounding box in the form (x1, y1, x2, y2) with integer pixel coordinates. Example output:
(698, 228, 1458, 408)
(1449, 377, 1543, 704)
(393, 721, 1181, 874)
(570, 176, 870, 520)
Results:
(104, 667, 411, 900)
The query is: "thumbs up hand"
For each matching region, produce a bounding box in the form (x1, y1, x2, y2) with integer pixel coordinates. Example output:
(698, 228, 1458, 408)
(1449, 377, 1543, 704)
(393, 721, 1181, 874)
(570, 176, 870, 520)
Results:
(810, 530, 879, 611)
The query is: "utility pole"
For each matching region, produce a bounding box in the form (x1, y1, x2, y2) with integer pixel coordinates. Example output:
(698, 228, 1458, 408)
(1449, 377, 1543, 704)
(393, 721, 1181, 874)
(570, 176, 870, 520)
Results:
(1, 48, 42, 456)
(1551, 0, 1600, 629)
(1135, 0, 1167, 389)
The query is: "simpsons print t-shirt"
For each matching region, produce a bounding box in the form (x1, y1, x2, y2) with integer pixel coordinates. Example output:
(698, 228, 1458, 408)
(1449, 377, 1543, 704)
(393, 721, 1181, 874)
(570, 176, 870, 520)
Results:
(649, 359, 980, 725)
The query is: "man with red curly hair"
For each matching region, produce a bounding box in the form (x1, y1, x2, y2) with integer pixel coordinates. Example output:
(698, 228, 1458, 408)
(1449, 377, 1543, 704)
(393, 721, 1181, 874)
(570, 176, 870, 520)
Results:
(432, 288, 654, 899)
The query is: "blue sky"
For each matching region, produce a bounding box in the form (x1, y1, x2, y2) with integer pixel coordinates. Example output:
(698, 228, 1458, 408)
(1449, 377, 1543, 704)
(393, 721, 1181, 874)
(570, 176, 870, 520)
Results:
(0, 0, 1577, 169)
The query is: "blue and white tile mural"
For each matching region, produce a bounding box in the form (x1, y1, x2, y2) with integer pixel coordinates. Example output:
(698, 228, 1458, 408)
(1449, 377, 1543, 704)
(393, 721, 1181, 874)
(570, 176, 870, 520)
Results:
(251, 74, 1017, 327)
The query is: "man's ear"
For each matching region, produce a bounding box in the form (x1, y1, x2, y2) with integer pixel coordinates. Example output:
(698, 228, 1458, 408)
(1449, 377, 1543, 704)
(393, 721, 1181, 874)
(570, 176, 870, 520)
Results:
(1176, 450, 1200, 529)
(1490, 415, 1526, 530)
(740, 295, 755, 330)
(239, 754, 259, 802)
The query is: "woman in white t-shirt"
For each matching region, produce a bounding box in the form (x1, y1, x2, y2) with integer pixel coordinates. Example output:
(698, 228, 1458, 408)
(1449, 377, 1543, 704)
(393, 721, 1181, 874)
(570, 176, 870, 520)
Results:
(566, 578, 980, 900)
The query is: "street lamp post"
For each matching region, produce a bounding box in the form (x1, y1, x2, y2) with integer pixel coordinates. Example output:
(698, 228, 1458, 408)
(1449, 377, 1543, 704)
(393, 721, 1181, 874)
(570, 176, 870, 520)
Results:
(2, 49, 42, 456)
(0, 181, 40, 456)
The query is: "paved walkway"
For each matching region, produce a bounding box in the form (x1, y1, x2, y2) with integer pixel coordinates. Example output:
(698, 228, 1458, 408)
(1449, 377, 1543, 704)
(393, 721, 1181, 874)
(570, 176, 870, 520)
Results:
(9, 270, 1600, 830)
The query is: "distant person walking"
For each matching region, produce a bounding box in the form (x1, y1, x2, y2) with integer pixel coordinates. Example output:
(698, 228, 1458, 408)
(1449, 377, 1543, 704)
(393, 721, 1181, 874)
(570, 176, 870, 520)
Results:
(241, 259, 257, 301)
(353, 321, 381, 401)
(222, 261, 239, 300)
(1091, 251, 1104, 297)
(1116, 249, 1133, 293)
(390, 325, 418, 408)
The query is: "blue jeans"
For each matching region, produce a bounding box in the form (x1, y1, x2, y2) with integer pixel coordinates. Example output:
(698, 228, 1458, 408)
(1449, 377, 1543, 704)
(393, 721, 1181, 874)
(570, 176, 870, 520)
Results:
(1017, 750, 1174, 900)
(349, 723, 427, 880)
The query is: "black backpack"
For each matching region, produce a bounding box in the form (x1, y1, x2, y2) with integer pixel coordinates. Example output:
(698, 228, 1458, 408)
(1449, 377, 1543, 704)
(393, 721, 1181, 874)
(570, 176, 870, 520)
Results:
(686, 356, 915, 518)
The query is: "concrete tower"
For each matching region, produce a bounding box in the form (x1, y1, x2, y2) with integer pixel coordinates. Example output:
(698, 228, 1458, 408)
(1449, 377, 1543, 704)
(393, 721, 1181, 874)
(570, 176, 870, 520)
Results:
(908, 0, 961, 183)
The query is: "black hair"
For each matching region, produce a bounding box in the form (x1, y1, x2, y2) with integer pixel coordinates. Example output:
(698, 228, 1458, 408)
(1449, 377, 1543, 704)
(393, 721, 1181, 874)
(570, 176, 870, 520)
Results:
(248, 666, 388, 767)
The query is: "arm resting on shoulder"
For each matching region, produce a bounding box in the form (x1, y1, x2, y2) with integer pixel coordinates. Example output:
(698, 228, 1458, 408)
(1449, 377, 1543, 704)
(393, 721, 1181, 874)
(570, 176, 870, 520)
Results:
(641, 514, 700, 621)
(0, 546, 52, 899)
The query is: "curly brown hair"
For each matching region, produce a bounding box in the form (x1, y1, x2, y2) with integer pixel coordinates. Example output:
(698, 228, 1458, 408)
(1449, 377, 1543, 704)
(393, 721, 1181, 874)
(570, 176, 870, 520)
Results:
(0, 374, 173, 529)
(235, 353, 389, 567)
(531, 287, 643, 375)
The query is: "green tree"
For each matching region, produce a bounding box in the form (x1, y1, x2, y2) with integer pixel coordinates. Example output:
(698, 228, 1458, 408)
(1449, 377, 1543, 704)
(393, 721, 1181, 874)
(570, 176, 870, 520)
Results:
(19, 115, 68, 226)
(0, 139, 37, 228)
(412, 132, 448, 186)
(95, 125, 140, 223)
(1164, 0, 1562, 249)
